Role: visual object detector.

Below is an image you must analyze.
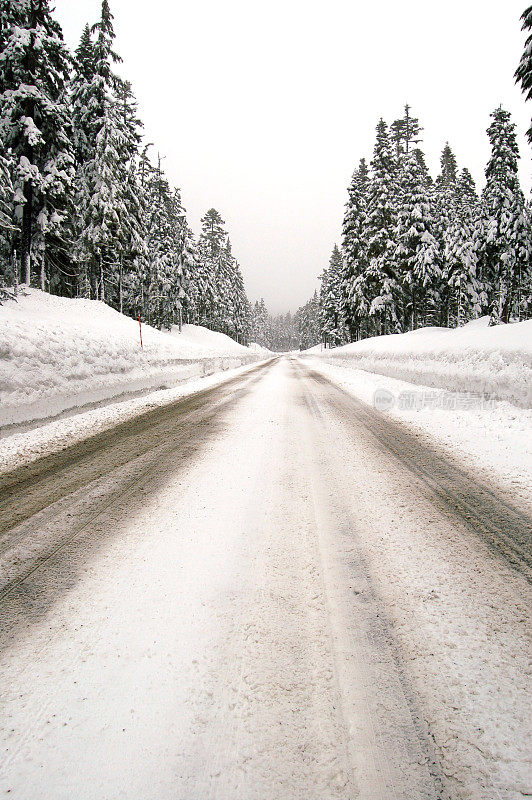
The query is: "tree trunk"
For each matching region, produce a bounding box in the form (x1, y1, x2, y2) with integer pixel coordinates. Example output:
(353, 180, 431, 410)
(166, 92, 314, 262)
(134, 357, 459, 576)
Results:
(100, 253, 105, 302)
(79, 265, 90, 298)
(501, 290, 511, 324)
(23, 245, 31, 286)
(502, 261, 518, 324)
(40, 254, 45, 291)
(13, 250, 18, 296)
(21, 181, 32, 285)
(439, 289, 449, 327)
(119, 256, 123, 314)
(516, 262, 522, 322)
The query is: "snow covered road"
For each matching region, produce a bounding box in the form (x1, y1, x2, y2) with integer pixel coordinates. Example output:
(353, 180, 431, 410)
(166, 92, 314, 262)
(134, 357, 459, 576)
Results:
(0, 357, 530, 799)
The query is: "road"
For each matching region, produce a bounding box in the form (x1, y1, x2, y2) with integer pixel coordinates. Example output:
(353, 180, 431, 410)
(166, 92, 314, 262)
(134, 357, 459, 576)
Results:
(0, 357, 530, 799)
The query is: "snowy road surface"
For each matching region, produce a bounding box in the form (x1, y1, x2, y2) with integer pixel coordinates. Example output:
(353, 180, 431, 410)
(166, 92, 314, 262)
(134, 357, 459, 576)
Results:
(0, 357, 530, 799)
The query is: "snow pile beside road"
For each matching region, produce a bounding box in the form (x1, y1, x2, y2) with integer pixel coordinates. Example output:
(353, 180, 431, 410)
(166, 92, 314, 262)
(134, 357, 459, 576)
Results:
(0, 289, 265, 427)
(306, 317, 532, 407)
(248, 341, 272, 354)
(168, 323, 263, 355)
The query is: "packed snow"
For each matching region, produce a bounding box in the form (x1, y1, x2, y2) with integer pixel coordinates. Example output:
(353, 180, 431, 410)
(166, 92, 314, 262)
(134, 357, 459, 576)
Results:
(306, 317, 532, 408)
(0, 288, 268, 428)
(0, 359, 529, 800)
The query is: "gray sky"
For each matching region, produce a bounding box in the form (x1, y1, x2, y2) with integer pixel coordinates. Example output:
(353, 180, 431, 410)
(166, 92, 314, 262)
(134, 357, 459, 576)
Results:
(54, 0, 531, 313)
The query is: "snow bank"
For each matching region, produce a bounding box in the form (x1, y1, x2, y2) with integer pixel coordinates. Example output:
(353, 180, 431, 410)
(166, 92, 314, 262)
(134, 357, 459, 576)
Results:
(306, 318, 532, 408)
(168, 323, 254, 354)
(248, 341, 272, 354)
(0, 289, 266, 427)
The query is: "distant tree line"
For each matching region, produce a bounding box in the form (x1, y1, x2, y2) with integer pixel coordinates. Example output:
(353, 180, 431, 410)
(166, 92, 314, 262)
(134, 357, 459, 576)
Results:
(0, 0, 251, 342)
(248, 299, 299, 351)
(245, 293, 320, 352)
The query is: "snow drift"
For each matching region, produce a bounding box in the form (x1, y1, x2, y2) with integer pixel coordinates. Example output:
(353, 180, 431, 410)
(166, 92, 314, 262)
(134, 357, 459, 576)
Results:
(304, 317, 532, 408)
(0, 289, 268, 427)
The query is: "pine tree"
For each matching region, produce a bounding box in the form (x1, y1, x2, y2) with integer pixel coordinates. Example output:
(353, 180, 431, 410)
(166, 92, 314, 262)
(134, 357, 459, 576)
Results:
(435, 142, 458, 188)
(521, 199, 532, 318)
(250, 299, 270, 347)
(71, 24, 96, 169)
(73, 0, 142, 301)
(363, 119, 399, 335)
(341, 158, 369, 340)
(137, 155, 188, 329)
(0, 147, 18, 292)
(434, 142, 459, 325)
(395, 150, 440, 329)
(295, 291, 321, 350)
(0, 148, 16, 234)
(515, 5, 532, 143)
(481, 106, 529, 323)
(319, 245, 347, 346)
(110, 80, 143, 312)
(193, 207, 252, 337)
(197, 208, 227, 328)
(0, 0, 74, 287)
(231, 262, 251, 344)
(76, 98, 124, 300)
(390, 104, 423, 158)
(179, 223, 201, 324)
(164, 189, 189, 330)
(445, 168, 484, 324)
(114, 78, 142, 161)
(199, 208, 227, 258)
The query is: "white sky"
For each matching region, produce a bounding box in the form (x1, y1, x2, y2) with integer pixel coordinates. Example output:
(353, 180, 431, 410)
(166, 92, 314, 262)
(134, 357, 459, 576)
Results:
(54, 0, 532, 313)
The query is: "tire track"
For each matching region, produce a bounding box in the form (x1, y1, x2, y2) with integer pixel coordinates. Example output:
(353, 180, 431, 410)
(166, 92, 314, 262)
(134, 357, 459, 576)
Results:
(300, 362, 531, 581)
(0, 359, 276, 535)
(0, 361, 276, 648)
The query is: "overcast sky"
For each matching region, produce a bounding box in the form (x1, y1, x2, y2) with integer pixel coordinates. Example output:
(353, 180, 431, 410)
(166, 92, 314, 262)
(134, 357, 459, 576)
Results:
(54, 0, 531, 313)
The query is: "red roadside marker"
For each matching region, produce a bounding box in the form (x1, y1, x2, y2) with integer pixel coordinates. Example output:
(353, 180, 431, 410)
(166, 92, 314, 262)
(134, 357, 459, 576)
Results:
(139, 314, 143, 350)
